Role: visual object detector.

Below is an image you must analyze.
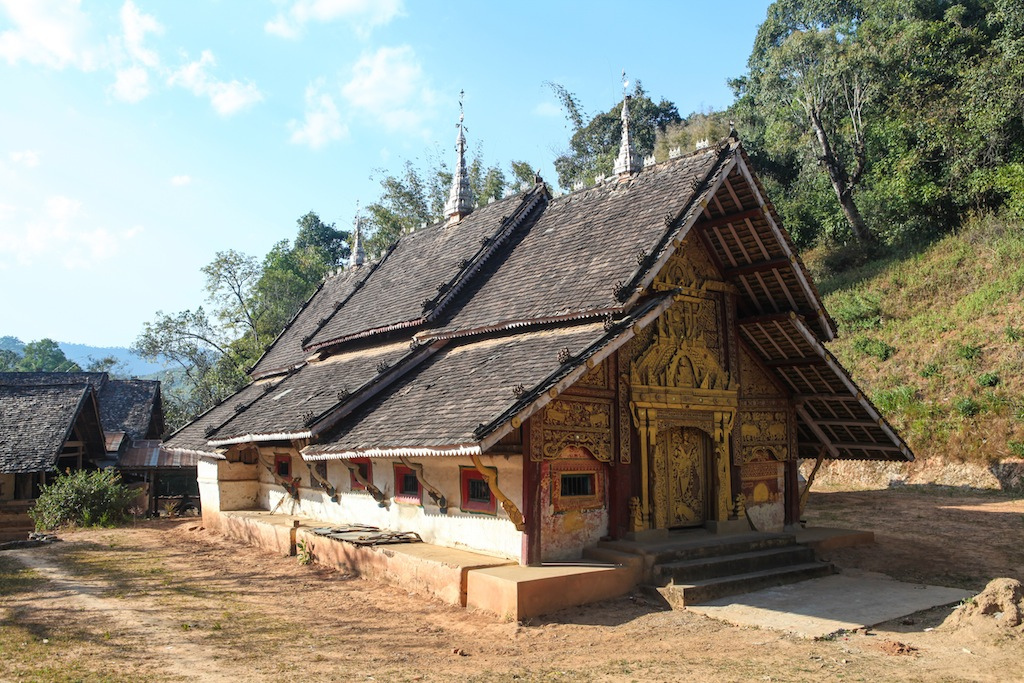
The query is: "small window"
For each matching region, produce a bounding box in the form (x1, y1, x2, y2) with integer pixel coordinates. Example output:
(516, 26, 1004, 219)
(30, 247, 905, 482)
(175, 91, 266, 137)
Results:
(560, 473, 595, 497)
(550, 462, 604, 512)
(394, 463, 421, 504)
(274, 454, 291, 478)
(349, 458, 372, 491)
(460, 466, 496, 514)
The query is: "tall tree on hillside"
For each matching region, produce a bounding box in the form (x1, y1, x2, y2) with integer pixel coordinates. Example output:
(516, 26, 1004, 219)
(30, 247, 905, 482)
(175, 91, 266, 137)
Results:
(16, 339, 81, 372)
(741, 0, 876, 243)
(294, 212, 350, 266)
(549, 80, 681, 190)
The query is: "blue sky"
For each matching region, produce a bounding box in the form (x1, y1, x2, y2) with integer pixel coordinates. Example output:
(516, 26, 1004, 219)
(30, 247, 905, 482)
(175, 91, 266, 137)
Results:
(0, 0, 774, 349)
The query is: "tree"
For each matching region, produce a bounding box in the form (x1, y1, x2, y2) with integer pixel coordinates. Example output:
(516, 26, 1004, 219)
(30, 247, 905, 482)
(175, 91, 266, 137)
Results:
(741, 0, 875, 242)
(256, 239, 332, 338)
(133, 308, 247, 430)
(84, 355, 129, 377)
(550, 80, 681, 190)
(0, 349, 19, 371)
(294, 212, 350, 266)
(16, 339, 81, 372)
(202, 250, 265, 349)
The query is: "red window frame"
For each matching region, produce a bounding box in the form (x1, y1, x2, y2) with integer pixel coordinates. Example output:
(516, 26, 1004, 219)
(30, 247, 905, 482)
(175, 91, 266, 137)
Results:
(274, 454, 291, 479)
(349, 458, 372, 491)
(393, 463, 422, 504)
(459, 466, 496, 515)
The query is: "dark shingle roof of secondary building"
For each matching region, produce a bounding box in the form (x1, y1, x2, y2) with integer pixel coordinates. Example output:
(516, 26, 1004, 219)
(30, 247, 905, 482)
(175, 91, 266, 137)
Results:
(0, 384, 95, 473)
(0, 372, 161, 440)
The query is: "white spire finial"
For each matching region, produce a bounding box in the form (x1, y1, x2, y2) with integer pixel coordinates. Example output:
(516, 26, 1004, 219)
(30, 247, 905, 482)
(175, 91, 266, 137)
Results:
(350, 200, 365, 267)
(444, 90, 474, 222)
(613, 74, 640, 176)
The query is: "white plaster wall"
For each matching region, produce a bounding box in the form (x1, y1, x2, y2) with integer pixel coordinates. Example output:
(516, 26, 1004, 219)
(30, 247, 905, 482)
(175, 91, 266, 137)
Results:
(258, 453, 524, 560)
(198, 457, 259, 513)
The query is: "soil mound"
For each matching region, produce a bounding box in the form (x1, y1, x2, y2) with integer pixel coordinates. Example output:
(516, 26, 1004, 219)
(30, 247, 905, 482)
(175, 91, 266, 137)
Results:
(942, 578, 1023, 631)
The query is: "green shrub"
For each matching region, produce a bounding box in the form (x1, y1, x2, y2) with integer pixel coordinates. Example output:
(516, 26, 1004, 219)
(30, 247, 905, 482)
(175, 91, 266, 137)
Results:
(1009, 442, 1024, 458)
(874, 385, 918, 414)
(977, 372, 999, 387)
(953, 396, 981, 417)
(29, 469, 136, 531)
(919, 362, 941, 378)
(830, 291, 883, 332)
(852, 335, 896, 361)
(1007, 325, 1023, 342)
(954, 342, 983, 361)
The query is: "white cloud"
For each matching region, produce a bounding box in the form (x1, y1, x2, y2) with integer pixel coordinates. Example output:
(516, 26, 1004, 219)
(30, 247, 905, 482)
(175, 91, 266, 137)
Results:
(119, 0, 161, 67)
(168, 50, 263, 116)
(110, 65, 149, 102)
(533, 101, 562, 117)
(341, 45, 435, 132)
(0, 0, 97, 70)
(170, 174, 192, 186)
(266, 0, 403, 39)
(0, 195, 141, 269)
(9, 150, 41, 167)
(288, 80, 347, 149)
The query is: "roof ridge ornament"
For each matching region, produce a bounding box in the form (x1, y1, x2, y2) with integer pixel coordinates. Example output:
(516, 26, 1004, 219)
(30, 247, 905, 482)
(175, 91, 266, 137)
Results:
(613, 71, 641, 176)
(350, 200, 366, 268)
(444, 90, 474, 223)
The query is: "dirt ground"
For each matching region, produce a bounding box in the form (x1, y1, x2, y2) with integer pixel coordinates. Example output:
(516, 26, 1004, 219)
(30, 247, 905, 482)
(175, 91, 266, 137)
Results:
(1, 486, 1022, 683)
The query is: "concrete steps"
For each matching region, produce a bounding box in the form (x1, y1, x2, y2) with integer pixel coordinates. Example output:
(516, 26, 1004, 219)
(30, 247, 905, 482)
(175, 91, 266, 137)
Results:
(588, 530, 833, 607)
(654, 562, 835, 608)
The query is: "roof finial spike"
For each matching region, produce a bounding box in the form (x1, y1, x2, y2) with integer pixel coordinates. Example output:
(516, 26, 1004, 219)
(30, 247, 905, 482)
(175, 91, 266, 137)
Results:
(444, 89, 474, 223)
(349, 200, 366, 268)
(613, 73, 640, 176)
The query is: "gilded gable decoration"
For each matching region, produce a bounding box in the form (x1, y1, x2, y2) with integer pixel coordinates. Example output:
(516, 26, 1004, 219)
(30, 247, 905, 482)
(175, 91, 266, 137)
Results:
(529, 397, 613, 463)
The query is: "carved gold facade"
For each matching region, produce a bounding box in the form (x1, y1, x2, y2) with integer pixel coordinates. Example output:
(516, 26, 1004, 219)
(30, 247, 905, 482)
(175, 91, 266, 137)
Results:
(623, 243, 738, 530)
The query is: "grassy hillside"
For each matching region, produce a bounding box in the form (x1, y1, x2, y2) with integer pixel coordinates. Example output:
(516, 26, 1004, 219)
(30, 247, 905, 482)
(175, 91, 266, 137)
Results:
(805, 215, 1024, 486)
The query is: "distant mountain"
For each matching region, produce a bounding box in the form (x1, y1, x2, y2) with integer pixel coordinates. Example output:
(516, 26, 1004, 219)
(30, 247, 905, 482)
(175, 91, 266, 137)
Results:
(57, 342, 168, 377)
(1, 335, 167, 377)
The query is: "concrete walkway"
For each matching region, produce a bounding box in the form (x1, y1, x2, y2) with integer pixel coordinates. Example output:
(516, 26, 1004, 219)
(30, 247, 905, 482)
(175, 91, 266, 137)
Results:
(687, 570, 972, 638)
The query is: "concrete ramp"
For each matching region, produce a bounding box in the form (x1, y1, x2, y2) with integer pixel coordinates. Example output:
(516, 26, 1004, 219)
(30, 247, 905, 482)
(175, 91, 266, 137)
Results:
(686, 570, 972, 638)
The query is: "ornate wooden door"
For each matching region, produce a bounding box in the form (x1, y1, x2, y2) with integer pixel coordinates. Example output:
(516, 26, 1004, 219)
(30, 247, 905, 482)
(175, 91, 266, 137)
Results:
(653, 426, 708, 528)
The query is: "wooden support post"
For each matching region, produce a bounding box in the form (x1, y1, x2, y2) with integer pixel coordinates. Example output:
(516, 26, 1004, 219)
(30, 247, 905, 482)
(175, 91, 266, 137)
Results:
(798, 448, 827, 519)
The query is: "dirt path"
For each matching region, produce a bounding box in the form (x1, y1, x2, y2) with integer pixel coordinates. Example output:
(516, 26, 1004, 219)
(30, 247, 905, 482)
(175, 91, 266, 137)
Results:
(2, 487, 1022, 682)
(5, 548, 245, 682)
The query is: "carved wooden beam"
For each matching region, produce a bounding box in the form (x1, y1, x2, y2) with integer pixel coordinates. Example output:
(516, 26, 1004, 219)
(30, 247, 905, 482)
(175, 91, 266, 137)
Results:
(305, 462, 338, 503)
(469, 452, 524, 531)
(399, 456, 448, 514)
(340, 459, 389, 507)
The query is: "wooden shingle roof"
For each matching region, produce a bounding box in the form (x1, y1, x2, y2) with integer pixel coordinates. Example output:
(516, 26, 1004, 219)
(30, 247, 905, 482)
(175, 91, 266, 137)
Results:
(0, 383, 100, 473)
(166, 140, 909, 462)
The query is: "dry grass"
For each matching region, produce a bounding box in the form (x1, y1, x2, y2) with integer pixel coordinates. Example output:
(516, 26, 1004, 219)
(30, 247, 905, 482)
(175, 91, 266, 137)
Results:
(808, 214, 1024, 471)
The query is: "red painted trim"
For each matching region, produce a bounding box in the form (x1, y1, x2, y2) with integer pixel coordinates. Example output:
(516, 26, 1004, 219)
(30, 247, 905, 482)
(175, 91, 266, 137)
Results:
(393, 463, 421, 504)
(274, 454, 291, 479)
(459, 466, 496, 515)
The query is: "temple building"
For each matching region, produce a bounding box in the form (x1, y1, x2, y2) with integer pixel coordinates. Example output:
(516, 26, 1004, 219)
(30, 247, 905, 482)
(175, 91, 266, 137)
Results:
(166, 98, 911, 570)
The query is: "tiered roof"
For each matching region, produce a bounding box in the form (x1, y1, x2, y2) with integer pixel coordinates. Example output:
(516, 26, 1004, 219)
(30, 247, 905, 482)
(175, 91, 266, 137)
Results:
(0, 383, 104, 473)
(166, 136, 910, 464)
